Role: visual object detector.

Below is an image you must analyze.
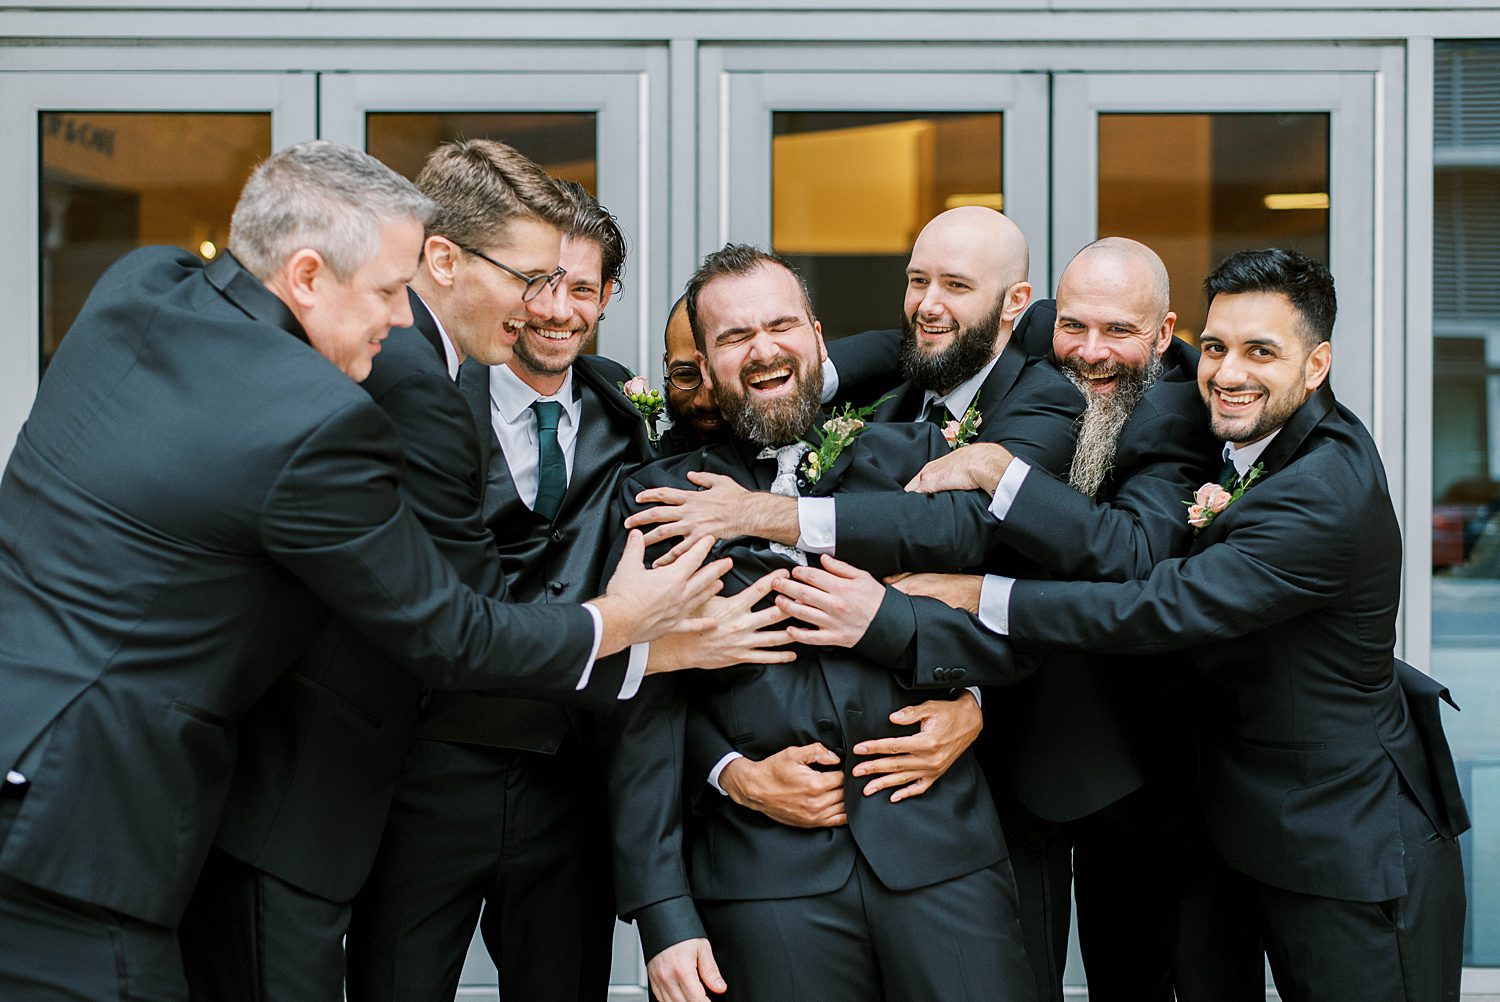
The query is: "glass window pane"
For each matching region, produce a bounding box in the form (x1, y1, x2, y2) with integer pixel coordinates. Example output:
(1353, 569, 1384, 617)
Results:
(1097, 113, 1329, 343)
(772, 111, 1002, 341)
(40, 112, 270, 373)
(366, 112, 599, 352)
(1433, 38, 1500, 970)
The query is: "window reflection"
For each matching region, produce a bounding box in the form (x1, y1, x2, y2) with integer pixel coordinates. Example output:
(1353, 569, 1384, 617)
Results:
(772, 111, 1002, 341)
(40, 112, 270, 372)
(1433, 39, 1500, 968)
(1097, 113, 1329, 343)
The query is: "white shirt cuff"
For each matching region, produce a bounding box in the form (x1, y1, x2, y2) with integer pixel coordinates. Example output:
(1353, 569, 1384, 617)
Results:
(977, 574, 1015, 635)
(820, 356, 840, 403)
(796, 497, 837, 554)
(988, 457, 1032, 522)
(965, 686, 982, 707)
(619, 643, 650, 699)
(577, 603, 606, 690)
(708, 751, 745, 795)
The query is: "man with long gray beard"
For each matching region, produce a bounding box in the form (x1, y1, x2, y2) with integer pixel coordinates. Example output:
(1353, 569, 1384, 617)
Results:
(894, 238, 1255, 1001)
(608, 243, 1038, 1002)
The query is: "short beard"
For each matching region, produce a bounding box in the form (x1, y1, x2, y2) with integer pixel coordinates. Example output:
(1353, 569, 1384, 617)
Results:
(899, 299, 1003, 393)
(714, 355, 824, 447)
(511, 324, 588, 377)
(1061, 349, 1165, 496)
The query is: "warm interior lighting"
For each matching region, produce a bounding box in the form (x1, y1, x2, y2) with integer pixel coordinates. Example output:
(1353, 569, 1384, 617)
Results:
(1263, 192, 1330, 210)
(198, 240, 217, 259)
(944, 192, 1003, 211)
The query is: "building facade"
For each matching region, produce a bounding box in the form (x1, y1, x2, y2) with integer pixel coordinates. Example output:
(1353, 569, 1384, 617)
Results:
(2, 2, 1497, 996)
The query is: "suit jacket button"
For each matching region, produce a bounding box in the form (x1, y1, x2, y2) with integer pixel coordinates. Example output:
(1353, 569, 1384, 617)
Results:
(551, 529, 564, 543)
(949, 667, 967, 681)
(816, 718, 836, 732)
(933, 667, 949, 681)
(549, 581, 565, 595)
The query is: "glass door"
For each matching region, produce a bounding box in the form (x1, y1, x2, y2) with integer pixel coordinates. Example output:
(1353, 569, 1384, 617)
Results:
(0, 72, 315, 468)
(319, 70, 659, 377)
(706, 69, 1049, 340)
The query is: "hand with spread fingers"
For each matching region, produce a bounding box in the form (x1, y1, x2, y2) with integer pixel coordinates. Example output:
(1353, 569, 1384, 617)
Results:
(627, 471, 799, 566)
(594, 532, 736, 664)
(771, 554, 887, 648)
(648, 938, 728, 1002)
(903, 441, 1014, 495)
(887, 571, 984, 615)
(852, 693, 983, 802)
(719, 743, 847, 828)
(648, 568, 796, 672)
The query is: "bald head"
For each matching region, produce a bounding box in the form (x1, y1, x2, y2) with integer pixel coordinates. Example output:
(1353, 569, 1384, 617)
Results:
(910, 206, 1029, 289)
(1061, 237, 1170, 322)
(662, 293, 727, 442)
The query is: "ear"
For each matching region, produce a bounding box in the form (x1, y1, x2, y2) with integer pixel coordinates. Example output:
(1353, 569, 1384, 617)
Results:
(1001, 281, 1032, 323)
(813, 318, 827, 363)
(598, 280, 615, 313)
(277, 248, 327, 310)
(1305, 339, 1333, 392)
(1154, 312, 1178, 355)
(694, 349, 713, 389)
(423, 235, 461, 287)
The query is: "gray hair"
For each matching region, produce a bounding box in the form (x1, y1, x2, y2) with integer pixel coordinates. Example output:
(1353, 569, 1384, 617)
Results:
(229, 140, 436, 281)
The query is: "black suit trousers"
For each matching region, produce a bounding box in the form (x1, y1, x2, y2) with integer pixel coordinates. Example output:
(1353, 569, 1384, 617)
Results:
(179, 846, 349, 1002)
(346, 737, 615, 1002)
(697, 854, 1036, 1002)
(0, 787, 186, 1002)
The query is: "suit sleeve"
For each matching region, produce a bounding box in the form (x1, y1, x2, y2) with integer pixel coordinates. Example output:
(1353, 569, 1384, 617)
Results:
(997, 390, 1219, 581)
(596, 467, 708, 956)
(825, 328, 903, 407)
(853, 588, 1026, 689)
(834, 376, 1082, 573)
(260, 399, 626, 709)
(1007, 469, 1352, 656)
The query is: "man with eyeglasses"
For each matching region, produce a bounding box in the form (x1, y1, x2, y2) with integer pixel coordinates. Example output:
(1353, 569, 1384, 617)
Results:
(176, 141, 738, 1002)
(660, 294, 732, 453)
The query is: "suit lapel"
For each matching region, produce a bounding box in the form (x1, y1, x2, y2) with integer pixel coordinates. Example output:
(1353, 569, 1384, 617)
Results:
(973, 338, 1027, 419)
(405, 288, 448, 370)
(873, 381, 923, 423)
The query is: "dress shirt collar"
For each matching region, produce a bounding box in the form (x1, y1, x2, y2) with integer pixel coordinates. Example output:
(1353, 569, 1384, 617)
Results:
(411, 290, 461, 381)
(1224, 427, 1282, 478)
(923, 349, 1003, 421)
(491, 362, 578, 426)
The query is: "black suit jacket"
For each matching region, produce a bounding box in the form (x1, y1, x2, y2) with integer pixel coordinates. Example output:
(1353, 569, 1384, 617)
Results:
(1007, 384, 1468, 901)
(212, 291, 583, 902)
(416, 353, 655, 750)
(0, 251, 619, 926)
(606, 423, 1017, 957)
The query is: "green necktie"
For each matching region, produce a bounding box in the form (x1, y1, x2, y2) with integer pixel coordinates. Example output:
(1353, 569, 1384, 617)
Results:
(925, 401, 951, 426)
(531, 400, 567, 522)
(1217, 456, 1239, 487)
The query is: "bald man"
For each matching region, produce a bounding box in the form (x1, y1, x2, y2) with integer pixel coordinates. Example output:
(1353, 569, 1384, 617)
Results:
(890, 238, 1255, 1002)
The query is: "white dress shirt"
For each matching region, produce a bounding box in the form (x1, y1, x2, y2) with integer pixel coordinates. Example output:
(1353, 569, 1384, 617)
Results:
(487, 363, 646, 697)
(413, 290, 461, 381)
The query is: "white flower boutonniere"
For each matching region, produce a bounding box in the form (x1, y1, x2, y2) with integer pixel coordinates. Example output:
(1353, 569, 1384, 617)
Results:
(799, 398, 883, 486)
(1185, 462, 1265, 532)
(943, 404, 982, 449)
(619, 375, 665, 445)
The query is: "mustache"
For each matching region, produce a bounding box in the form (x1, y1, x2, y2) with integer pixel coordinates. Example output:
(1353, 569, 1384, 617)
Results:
(1207, 378, 1267, 395)
(740, 355, 800, 383)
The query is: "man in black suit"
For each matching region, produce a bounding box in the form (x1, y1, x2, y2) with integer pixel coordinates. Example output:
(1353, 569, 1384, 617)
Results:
(910, 248, 1468, 1002)
(612, 243, 1037, 1002)
(347, 182, 676, 1001)
(0, 140, 726, 1001)
(180, 141, 645, 1001)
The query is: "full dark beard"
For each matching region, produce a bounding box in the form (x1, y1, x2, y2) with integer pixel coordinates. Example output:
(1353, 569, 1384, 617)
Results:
(1060, 349, 1165, 496)
(899, 299, 1003, 392)
(714, 355, 824, 446)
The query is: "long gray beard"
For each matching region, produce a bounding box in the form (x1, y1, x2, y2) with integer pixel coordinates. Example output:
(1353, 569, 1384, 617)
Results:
(1062, 350, 1164, 497)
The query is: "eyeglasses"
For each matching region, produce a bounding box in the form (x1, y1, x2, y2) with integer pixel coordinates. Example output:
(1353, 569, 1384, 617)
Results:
(461, 246, 566, 303)
(666, 364, 703, 391)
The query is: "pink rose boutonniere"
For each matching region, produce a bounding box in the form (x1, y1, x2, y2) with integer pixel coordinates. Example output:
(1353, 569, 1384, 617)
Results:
(619, 375, 665, 444)
(1185, 462, 1264, 532)
(942, 404, 983, 449)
